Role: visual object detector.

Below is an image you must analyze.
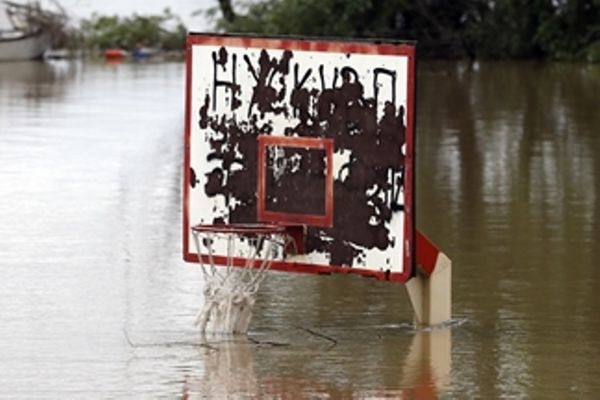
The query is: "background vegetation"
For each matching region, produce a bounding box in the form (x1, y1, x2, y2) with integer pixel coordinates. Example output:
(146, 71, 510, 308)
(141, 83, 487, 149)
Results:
(77, 8, 186, 52)
(208, 0, 600, 62)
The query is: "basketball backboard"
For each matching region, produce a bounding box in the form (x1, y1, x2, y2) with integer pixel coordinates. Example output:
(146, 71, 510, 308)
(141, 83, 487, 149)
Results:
(184, 33, 415, 283)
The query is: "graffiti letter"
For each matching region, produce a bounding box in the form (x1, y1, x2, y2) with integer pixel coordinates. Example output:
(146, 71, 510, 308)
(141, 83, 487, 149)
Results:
(212, 47, 240, 111)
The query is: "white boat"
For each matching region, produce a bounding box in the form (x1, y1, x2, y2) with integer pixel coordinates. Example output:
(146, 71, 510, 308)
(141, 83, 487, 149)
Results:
(0, 30, 51, 60)
(0, 1, 63, 61)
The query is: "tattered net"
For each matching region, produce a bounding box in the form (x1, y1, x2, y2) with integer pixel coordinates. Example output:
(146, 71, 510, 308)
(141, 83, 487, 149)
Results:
(191, 224, 292, 334)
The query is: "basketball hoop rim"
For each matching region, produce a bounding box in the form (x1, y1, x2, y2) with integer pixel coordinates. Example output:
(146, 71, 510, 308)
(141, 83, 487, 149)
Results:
(191, 223, 288, 235)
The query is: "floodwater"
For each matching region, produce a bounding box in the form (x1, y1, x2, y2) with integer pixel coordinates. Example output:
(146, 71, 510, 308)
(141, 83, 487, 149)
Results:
(0, 59, 598, 398)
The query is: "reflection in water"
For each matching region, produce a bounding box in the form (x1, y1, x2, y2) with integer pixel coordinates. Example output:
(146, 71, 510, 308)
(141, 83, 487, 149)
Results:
(419, 61, 600, 398)
(183, 338, 258, 399)
(419, 62, 598, 229)
(183, 328, 452, 399)
(494, 308, 531, 399)
(0, 60, 76, 100)
(402, 328, 451, 398)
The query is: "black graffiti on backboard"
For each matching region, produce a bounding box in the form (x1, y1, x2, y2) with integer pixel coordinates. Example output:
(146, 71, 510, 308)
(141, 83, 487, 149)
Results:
(196, 46, 406, 267)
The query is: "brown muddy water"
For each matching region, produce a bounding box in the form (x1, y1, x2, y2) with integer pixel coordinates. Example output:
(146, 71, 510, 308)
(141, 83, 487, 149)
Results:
(0, 60, 598, 399)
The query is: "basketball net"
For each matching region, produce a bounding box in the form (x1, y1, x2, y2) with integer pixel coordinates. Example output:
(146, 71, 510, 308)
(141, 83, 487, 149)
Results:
(191, 225, 289, 334)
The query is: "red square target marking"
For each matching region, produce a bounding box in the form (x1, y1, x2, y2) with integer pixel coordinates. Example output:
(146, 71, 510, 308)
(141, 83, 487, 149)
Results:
(257, 135, 334, 228)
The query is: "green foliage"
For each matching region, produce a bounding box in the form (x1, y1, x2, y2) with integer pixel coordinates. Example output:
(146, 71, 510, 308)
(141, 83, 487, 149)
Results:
(207, 0, 600, 61)
(212, 0, 400, 37)
(583, 41, 600, 62)
(79, 8, 187, 51)
(534, 0, 600, 61)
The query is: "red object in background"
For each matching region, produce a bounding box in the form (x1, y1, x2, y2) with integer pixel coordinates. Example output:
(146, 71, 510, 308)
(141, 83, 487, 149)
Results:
(104, 48, 127, 61)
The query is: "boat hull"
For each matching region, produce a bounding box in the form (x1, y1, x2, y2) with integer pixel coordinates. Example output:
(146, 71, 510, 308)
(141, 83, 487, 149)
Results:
(0, 31, 51, 61)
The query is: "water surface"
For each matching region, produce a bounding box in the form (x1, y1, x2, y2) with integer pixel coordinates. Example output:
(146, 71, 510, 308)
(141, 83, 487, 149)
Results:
(0, 59, 598, 398)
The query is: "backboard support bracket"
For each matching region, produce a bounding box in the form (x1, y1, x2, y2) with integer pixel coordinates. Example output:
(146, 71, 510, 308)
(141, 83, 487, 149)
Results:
(406, 230, 452, 326)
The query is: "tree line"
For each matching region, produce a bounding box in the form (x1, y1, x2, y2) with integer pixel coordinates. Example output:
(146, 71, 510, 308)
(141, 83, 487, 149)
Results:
(53, 8, 186, 53)
(210, 0, 600, 62)
(78, 9, 186, 52)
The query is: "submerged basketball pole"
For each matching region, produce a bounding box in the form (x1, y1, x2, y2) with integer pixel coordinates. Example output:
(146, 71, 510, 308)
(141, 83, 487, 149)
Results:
(406, 231, 452, 326)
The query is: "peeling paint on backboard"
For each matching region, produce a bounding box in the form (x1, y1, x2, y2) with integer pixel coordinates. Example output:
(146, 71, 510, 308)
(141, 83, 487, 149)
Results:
(184, 34, 415, 283)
